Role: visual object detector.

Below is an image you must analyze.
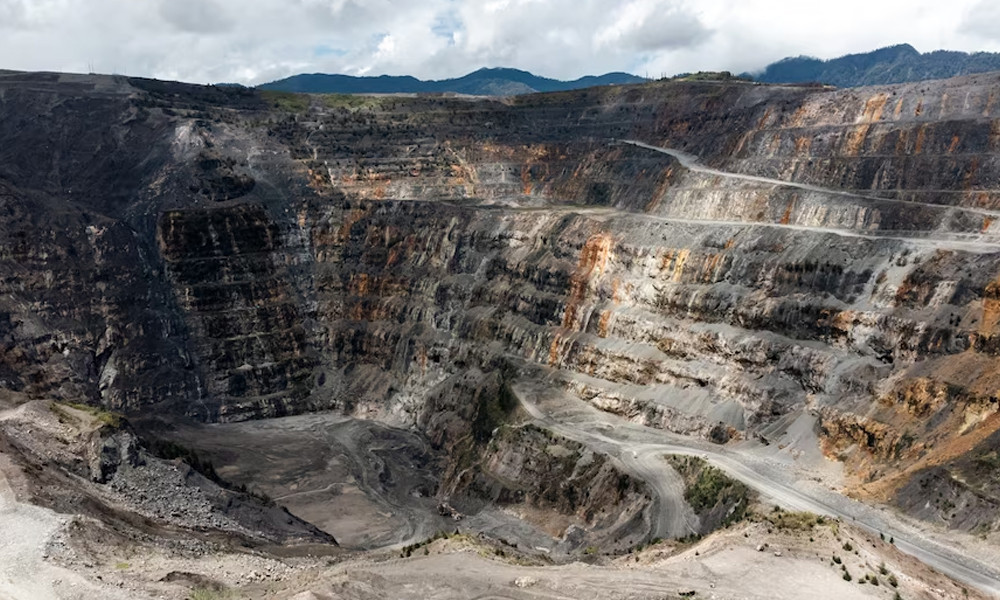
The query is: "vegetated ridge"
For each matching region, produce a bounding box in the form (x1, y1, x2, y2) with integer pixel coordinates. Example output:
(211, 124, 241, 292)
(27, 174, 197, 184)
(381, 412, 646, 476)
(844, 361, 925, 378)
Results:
(750, 43, 1000, 87)
(259, 66, 645, 96)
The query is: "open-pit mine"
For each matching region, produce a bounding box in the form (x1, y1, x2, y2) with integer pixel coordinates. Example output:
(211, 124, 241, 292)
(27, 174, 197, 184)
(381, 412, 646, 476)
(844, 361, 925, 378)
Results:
(2, 69, 1000, 599)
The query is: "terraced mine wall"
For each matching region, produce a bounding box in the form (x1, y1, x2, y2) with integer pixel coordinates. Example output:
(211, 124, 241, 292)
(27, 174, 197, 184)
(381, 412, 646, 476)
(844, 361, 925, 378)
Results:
(4, 70, 1000, 533)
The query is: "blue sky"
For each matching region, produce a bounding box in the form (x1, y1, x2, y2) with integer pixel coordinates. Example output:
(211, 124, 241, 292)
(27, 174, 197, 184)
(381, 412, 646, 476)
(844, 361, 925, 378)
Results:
(0, 0, 998, 85)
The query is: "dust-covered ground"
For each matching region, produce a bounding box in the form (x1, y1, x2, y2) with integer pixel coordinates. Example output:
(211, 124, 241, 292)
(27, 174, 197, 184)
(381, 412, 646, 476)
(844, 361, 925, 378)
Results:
(165, 413, 450, 549)
(38, 508, 986, 600)
(0, 394, 991, 600)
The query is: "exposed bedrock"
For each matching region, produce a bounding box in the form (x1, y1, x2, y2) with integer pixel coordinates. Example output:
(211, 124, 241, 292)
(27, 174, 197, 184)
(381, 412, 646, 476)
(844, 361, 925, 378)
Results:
(4, 71, 1000, 536)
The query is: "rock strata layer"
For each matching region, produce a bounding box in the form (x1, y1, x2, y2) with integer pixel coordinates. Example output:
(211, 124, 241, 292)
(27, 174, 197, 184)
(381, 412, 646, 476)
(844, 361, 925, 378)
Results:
(4, 70, 1000, 533)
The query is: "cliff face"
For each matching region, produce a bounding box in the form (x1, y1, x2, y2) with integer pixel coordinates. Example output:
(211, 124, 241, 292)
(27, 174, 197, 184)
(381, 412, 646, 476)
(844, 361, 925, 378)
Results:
(4, 70, 1000, 532)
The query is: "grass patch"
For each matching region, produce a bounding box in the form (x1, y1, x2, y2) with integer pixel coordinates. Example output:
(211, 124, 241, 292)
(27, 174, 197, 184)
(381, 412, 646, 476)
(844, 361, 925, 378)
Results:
(49, 403, 78, 425)
(59, 402, 125, 430)
(320, 94, 387, 111)
(669, 71, 753, 82)
(762, 510, 827, 531)
(400, 530, 465, 558)
(260, 90, 311, 112)
(666, 455, 751, 526)
(974, 450, 1000, 469)
(189, 588, 233, 600)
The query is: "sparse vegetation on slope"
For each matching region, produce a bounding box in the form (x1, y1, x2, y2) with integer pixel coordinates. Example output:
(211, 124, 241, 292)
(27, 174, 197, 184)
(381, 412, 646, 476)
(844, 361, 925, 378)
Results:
(667, 455, 752, 530)
(260, 89, 311, 112)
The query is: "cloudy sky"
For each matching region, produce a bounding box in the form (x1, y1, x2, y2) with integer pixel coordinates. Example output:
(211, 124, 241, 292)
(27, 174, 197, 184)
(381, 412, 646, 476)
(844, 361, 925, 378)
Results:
(1, 0, 999, 85)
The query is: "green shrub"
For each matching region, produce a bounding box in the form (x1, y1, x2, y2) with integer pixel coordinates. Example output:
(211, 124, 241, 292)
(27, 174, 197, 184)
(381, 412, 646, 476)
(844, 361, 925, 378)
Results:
(471, 381, 517, 443)
(260, 90, 310, 112)
(666, 456, 751, 525)
(62, 402, 125, 430)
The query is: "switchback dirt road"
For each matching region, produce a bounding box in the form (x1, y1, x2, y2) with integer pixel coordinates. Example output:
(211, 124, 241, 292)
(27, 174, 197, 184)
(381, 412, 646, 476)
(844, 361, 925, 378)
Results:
(511, 380, 1000, 597)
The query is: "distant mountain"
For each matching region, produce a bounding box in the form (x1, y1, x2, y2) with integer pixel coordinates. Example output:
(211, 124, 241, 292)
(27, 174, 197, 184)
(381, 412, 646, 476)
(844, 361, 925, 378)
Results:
(749, 44, 1000, 88)
(258, 67, 645, 96)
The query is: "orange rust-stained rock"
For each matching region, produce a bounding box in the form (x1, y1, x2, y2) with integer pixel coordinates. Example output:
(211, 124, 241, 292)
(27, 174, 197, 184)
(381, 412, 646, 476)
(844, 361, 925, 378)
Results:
(787, 104, 809, 128)
(644, 166, 674, 212)
(548, 335, 562, 366)
(611, 278, 623, 304)
(879, 377, 952, 418)
(756, 108, 773, 129)
(914, 125, 927, 154)
(658, 248, 691, 283)
(947, 135, 961, 153)
(768, 135, 782, 155)
(562, 233, 614, 330)
(351, 272, 371, 296)
(980, 277, 1000, 334)
(820, 413, 907, 466)
(860, 93, 888, 123)
(701, 253, 724, 283)
(894, 129, 909, 154)
(779, 198, 795, 225)
(597, 310, 612, 338)
(964, 157, 980, 190)
(731, 130, 753, 156)
(855, 409, 1000, 501)
(338, 208, 366, 241)
(793, 135, 812, 155)
(307, 168, 328, 191)
(844, 124, 872, 156)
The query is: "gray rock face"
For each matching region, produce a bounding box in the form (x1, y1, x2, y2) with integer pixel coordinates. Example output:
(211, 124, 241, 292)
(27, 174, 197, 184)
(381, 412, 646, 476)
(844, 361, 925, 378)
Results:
(4, 70, 1000, 533)
(88, 430, 142, 483)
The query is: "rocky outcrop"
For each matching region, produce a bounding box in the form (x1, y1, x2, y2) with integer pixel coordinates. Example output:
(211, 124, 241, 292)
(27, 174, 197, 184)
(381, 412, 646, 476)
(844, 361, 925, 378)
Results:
(665, 455, 752, 535)
(0, 400, 334, 545)
(89, 430, 142, 484)
(449, 423, 652, 549)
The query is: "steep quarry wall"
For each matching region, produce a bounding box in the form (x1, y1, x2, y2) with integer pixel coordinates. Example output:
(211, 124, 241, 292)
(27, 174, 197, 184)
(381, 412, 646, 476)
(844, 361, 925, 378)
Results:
(4, 70, 1000, 533)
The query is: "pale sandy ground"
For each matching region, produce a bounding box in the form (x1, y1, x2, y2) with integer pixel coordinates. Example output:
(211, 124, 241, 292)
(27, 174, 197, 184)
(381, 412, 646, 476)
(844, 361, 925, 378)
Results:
(8, 515, 986, 600)
(242, 519, 983, 600)
(0, 453, 149, 600)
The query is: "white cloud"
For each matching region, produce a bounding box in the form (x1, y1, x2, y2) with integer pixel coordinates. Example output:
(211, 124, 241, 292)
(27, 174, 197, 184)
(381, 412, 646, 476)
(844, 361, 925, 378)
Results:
(0, 0, 995, 84)
(159, 0, 234, 34)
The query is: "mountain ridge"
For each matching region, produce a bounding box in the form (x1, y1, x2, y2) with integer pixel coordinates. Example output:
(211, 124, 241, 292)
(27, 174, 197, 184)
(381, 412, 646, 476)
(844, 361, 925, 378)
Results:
(750, 43, 1000, 87)
(258, 66, 645, 96)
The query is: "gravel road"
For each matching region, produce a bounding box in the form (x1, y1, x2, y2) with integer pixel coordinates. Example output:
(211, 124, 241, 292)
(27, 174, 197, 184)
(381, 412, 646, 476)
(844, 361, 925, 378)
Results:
(511, 380, 1000, 597)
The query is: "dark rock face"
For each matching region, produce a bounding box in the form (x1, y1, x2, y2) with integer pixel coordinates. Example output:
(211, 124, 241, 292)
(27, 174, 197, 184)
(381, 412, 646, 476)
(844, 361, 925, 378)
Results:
(5, 70, 1000, 533)
(159, 205, 316, 420)
(89, 430, 143, 483)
